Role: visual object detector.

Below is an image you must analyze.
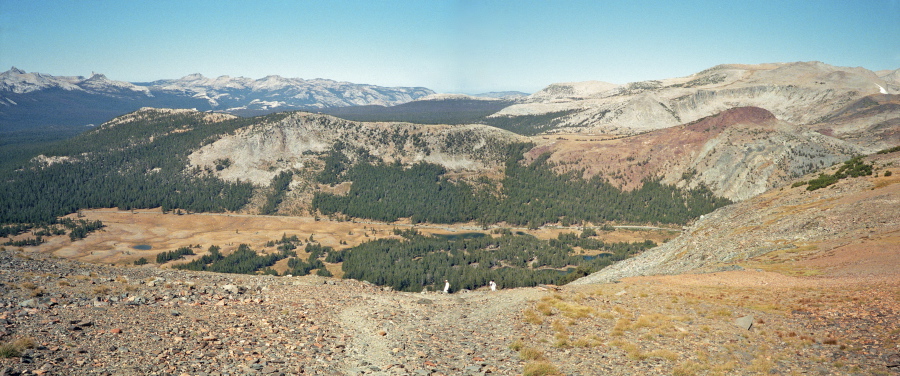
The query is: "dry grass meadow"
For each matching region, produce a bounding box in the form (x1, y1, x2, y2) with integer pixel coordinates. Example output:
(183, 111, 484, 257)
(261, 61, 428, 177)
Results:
(25, 209, 674, 276)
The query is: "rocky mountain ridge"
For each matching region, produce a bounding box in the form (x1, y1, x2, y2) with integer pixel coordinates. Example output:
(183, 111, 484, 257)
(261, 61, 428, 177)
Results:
(0, 68, 151, 97)
(187, 111, 526, 187)
(528, 106, 868, 201)
(144, 73, 434, 111)
(0, 67, 433, 132)
(496, 62, 900, 136)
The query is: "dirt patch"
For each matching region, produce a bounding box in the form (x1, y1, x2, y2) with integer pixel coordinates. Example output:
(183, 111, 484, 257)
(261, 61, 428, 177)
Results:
(795, 231, 900, 280)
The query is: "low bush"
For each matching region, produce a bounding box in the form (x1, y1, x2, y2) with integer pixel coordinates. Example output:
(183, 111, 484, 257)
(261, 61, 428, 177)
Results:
(519, 347, 546, 361)
(0, 337, 36, 358)
(523, 361, 561, 376)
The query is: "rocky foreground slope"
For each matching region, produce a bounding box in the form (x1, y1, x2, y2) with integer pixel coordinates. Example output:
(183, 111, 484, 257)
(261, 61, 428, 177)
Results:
(573, 149, 900, 285)
(0, 249, 543, 376)
(2, 231, 899, 376)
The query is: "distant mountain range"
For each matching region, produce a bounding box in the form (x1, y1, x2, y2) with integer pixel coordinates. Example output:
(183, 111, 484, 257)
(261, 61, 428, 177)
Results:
(0, 67, 435, 132)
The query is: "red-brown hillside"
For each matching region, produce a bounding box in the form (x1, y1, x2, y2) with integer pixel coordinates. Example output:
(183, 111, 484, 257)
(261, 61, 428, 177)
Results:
(526, 107, 779, 190)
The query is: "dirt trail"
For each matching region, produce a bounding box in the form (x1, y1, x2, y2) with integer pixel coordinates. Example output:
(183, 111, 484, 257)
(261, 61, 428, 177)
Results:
(336, 287, 548, 375)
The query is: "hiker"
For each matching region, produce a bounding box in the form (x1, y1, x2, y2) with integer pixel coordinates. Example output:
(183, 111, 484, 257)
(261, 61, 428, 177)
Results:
(489, 280, 497, 291)
(443, 279, 450, 294)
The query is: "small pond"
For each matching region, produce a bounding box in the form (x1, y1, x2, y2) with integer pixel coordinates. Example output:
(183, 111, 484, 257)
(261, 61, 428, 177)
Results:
(132, 245, 152, 250)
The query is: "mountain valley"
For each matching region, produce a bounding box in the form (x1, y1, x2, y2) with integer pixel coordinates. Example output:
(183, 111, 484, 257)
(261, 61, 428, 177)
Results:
(1, 61, 899, 375)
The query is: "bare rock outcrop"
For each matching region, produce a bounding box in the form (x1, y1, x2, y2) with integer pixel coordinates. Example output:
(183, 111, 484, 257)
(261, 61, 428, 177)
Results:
(528, 106, 864, 201)
(498, 62, 895, 135)
(188, 112, 527, 186)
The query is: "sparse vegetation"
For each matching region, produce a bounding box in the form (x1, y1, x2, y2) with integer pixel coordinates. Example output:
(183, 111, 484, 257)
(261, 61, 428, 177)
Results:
(522, 361, 561, 376)
(260, 170, 294, 215)
(876, 145, 900, 154)
(518, 347, 546, 361)
(0, 337, 36, 358)
(523, 309, 543, 325)
(801, 156, 873, 191)
(93, 285, 110, 295)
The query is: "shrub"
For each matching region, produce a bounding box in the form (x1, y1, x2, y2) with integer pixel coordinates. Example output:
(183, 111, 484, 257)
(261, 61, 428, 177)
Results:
(523, 309, 543, 325)
(885, 170, 893, 177)
(0, 337, 36, 358)
(93, 286, 110, 295)
(523, 361, 561, 376)
(316, 267, 333, 277)
(648, 349, 679, 361)
(519, 347, 546, 361)
(0, 343, 19, 358)
(12, 337, 35, 350)
(672, 360, 703, 376)
(807, 156, 873, 191)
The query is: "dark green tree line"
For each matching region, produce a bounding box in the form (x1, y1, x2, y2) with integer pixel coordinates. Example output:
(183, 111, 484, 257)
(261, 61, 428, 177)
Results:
(334, 231, 654, 292)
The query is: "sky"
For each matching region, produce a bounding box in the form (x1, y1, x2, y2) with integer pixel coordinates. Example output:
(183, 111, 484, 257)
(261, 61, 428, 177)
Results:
(1, 0, 898, 94)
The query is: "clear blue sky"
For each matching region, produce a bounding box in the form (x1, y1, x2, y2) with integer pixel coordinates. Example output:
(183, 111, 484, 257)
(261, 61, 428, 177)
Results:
(1, 0, 898, 94)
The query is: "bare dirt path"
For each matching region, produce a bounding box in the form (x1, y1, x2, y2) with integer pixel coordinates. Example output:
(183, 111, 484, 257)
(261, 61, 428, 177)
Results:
(336, 287, 548, 375)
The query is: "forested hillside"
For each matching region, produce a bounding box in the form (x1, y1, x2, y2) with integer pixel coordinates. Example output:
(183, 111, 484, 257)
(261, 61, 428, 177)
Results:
(1, 108, 731, 244)
(313, 143, 732, 226)
(0, 109, 290, 224)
